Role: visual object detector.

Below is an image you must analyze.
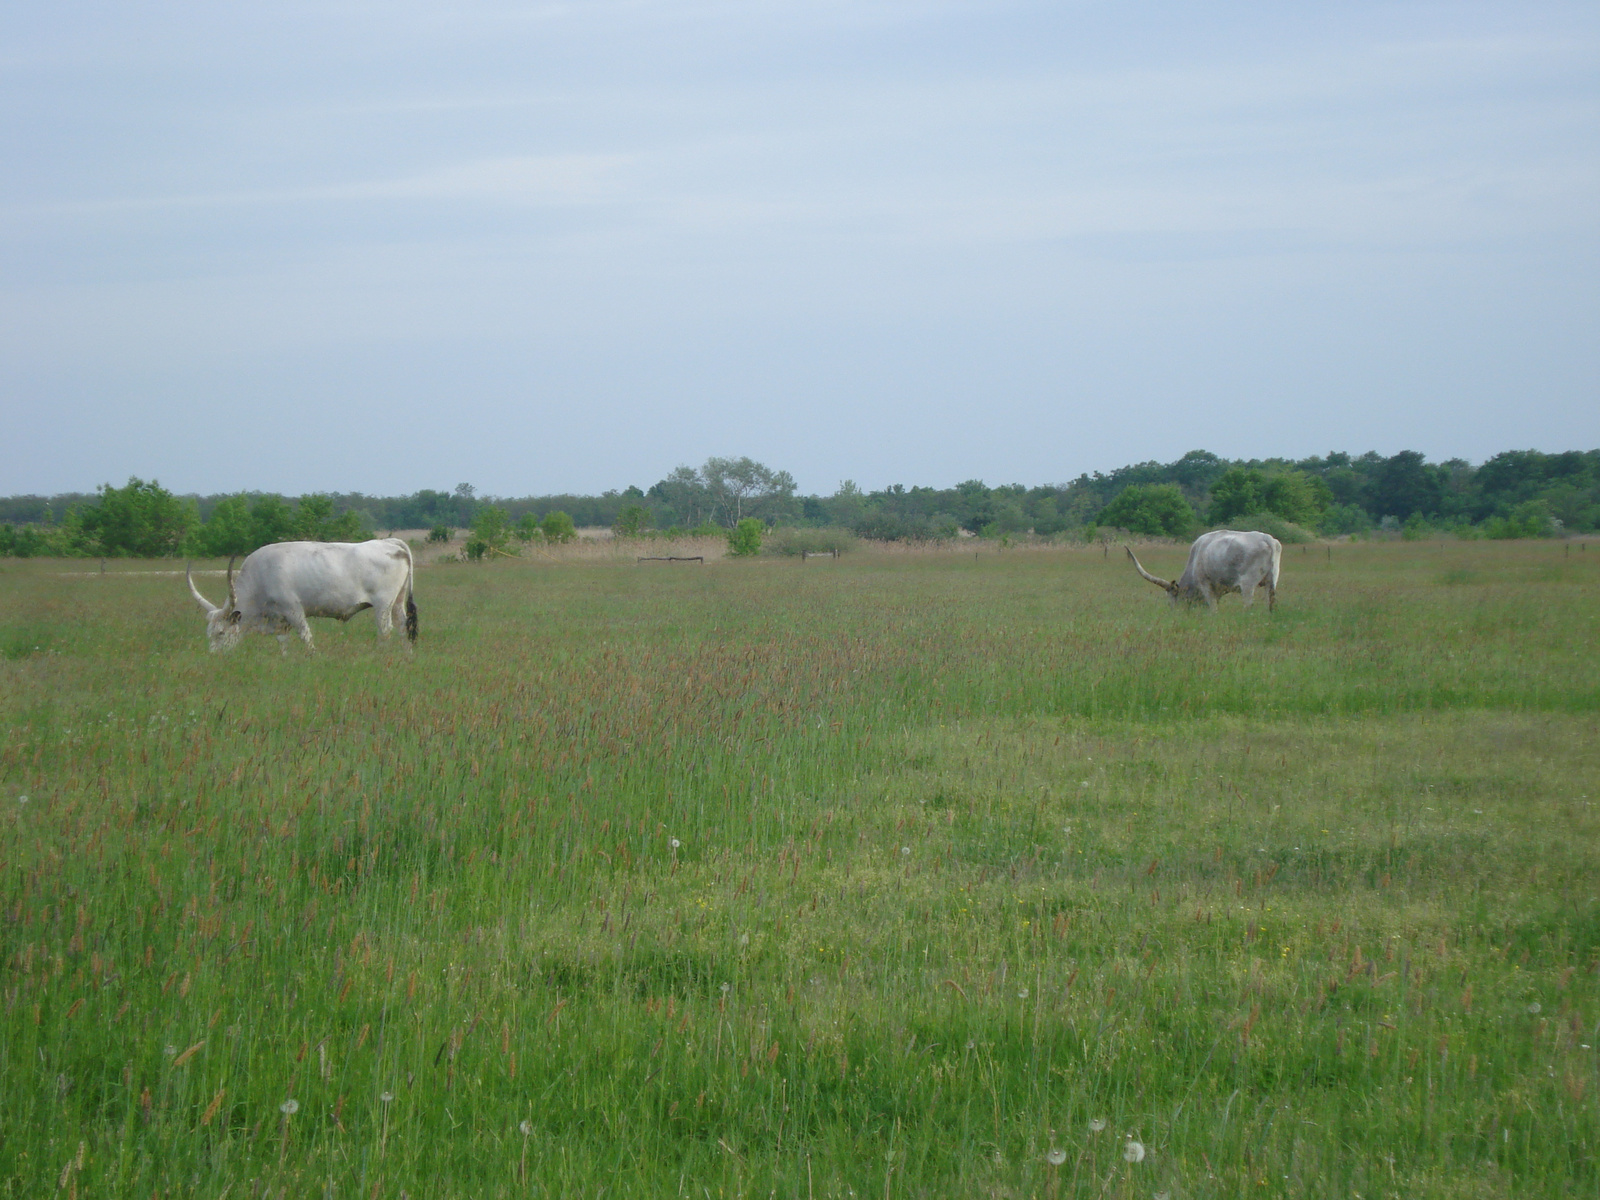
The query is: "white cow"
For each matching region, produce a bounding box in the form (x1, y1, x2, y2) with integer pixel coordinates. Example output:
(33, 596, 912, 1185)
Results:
(1126, 530, 1282, 611)
(187, 538, 417, 652)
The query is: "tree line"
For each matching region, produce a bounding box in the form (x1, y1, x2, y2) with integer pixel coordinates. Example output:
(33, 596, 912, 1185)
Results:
(2, 448, 1596, 559)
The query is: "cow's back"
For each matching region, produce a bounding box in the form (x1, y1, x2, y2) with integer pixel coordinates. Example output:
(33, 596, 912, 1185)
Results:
(1188, 530, 1278, 587)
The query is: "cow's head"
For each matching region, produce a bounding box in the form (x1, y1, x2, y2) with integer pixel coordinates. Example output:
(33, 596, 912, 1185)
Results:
(1125, 546, 1197, 606)
(187, 559, 243, 651)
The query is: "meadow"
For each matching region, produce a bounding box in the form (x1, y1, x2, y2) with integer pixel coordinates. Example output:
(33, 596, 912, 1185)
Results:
(1, 539, 1597, 1198)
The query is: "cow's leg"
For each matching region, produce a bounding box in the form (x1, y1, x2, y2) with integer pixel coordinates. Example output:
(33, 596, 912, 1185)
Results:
(1267, 577, 1277, 611)
(287, 610, 316, 652)
(1240, 579, 1257, 607)
(375, 601, 395, 639)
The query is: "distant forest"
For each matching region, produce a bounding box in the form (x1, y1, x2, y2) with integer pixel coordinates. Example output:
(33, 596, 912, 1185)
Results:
(2, 448, 1597, 558)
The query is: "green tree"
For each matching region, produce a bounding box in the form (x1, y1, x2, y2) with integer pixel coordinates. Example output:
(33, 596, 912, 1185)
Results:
(249, 495, 297, 547)
(1370, 450, 1443, 520)
(613, 503, 652, 537)
(540, 511, 577, 544)
(1207, 468, 1266, 524)
(700, 457, 797, 526)
(189, 495, 257, 557)
(1259, 472, 1330, 526)
(471, 505, 510, 557)
(292, 494, 365, 542)
(726, 517, 764, 557)
(1097, 484, 1196, 537)
(1209, 468, 1327, 527)
(78, 477, 195, 557)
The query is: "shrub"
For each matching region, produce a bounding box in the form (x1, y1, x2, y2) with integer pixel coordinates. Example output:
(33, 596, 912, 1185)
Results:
(1212, 512, 1315, 544)
(1098, 484, 1196, 538)
(1210, 467, 1329, 526)
(75, 477, 196, 558)
(541, 511, 577, 544)
(1484, 499, 1556, 539)
(766, 527, 857, 557)
(471, 505, 511, 557)
(613, 503, 653, 538)
(0, 524, 70, 558)
(851, 511, 959, 542)
(427, 525, 453, 544)
(726, 518, 764, 557)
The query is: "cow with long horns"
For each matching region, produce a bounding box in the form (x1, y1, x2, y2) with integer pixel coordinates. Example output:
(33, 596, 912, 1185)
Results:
(187, 538, 418, 652)
(1125, 530, 1282, 611)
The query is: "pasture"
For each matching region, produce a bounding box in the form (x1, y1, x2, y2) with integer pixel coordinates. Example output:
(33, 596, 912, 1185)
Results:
(2, 540, 1597, 1197)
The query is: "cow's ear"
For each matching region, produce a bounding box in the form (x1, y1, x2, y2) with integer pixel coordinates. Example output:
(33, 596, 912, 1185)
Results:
(228, 610, 242, 625)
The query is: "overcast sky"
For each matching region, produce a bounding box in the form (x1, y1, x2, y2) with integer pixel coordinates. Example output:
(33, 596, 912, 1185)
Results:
(2, 1, 1596, 498)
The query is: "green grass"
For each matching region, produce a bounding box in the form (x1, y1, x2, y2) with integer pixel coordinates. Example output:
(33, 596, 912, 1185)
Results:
(2, 540, 1598, 1197)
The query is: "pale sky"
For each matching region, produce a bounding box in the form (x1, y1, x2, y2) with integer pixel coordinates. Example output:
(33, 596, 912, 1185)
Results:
(2, 1, 1596, 497)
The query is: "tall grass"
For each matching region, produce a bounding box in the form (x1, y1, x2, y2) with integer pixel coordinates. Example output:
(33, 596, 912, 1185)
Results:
(1, 541, 1596, 1196)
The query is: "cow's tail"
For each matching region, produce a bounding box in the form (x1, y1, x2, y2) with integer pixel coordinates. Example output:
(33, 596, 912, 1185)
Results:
(399, 538, 419, 642)
(1267, 535, 1283, 611)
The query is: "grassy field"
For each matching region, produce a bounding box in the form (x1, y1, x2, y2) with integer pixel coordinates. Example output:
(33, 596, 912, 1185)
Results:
(2, 540, 1597, 1198)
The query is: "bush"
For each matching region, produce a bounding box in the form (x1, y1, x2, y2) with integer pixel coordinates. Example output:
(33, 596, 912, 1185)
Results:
(1317, 503, 1373, 537)
(1212, 512, 1316, 544)
(541, 511, 577, 544)
(1400, 512, 1432, 541)
(726, 518, 764, 557)
(75, 477, 195, 558)
(1484, 499, 1556, 540)
(1097, 484, 1196, 538)
(613, 503, 653, 538)
(851, 511, 959, 542)
(471, 506, 511, 557)
(428, 525, 454, 544)
(0, 524, 70, 558)
(766, 527, 857, 557)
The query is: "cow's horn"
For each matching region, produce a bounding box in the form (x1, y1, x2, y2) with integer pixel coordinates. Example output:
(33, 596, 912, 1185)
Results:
(1125, 546, 1173, 590)
(186, 562, 218, 613)
(225, 556, 238, 611)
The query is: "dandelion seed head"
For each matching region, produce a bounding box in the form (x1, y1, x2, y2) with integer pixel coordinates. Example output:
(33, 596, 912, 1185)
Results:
(900, 846, 910, 857)
(1527, 1002, 1542, 1015)
(1123, 1139, 1146, 1163)
(17, 795, 27, 804)
(1089, 1118, 1106, 1133)
(670, 838, 680, 849)
(1156, 1192, 1171, 1200)
(720, 982, 731, 994)
(1018, 987, 1029, 999)
(1046, 1148, 1067, 1166)
(519, 1119, 533, 1136)
(163, 1045, 176, 1057)
(738, 933, 749, 946)
(965, 1040, 975, 1051)
(379, 1091, 394, 1103)
(280, 1098, 299, 1115)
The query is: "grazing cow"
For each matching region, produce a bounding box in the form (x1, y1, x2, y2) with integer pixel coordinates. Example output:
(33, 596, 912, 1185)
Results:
(1126, 530, 1282, 611)
(187, 538, 417, 652)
